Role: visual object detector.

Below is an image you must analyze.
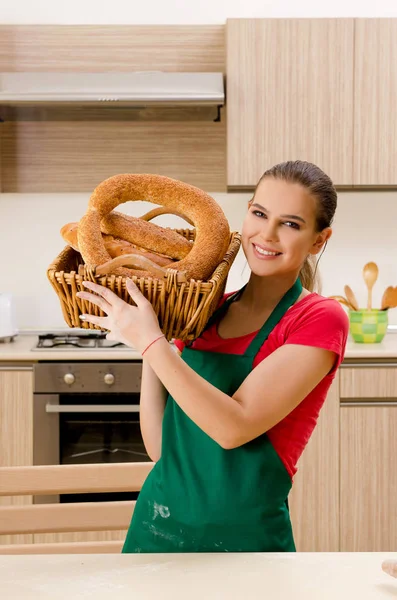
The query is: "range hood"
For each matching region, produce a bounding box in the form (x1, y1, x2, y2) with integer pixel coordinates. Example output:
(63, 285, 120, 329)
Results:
(0, 72, 225, 108)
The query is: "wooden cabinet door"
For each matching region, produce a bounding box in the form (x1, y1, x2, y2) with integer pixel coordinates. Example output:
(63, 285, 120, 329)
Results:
(354, 19, 397, 185)
(340, 403, 397, 551)
(289, 376, 339, 551)
(0, 368, 33, 545)
(226, 18, 354, 189)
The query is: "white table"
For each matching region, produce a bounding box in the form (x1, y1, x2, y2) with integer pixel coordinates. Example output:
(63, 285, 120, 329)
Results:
(1, 552, 397, 599)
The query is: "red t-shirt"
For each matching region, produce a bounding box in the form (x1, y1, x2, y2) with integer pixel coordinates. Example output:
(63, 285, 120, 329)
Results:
(174, 292, 349, 481)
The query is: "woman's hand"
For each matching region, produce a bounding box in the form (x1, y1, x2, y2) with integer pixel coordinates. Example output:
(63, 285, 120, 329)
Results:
(76, 279, 163, 353)
(382, 560, 397, 578)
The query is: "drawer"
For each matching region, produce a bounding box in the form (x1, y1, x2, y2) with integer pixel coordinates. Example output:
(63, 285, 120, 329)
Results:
(340, 367, 397, 400)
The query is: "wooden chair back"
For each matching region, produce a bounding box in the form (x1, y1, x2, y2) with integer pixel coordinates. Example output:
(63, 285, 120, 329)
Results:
(0, 462, 153, 554)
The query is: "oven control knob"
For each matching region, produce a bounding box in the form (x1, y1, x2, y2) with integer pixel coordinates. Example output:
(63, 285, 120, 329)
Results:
(63, 373, 75, 385)
(104, 373, 115, 386)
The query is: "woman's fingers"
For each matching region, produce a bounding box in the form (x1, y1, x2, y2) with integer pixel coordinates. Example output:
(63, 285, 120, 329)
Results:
(106, 331, 121, 341)
(382, 560, 397, 578)
(126, 278, 149, 308)
(81, 281, 123, 306)
(79, 313, 109, 327)
(76, 290, 110, 314)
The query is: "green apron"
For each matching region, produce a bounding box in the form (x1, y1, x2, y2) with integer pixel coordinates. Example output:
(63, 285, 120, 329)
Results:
(123, 278, 302, 553)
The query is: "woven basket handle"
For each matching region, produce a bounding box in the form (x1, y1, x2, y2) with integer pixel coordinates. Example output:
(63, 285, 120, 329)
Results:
(95, 253, 187, 283)
(140, 206, 194, 227)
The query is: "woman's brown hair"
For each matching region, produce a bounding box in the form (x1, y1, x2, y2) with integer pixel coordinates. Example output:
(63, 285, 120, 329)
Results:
(256, 160, 337, 291)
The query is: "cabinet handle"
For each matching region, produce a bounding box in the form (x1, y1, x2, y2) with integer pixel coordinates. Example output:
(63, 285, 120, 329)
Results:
(341, 362, 397, 368)
(0, 366, 33, 371)
(341, 401, 397, 407)
(45, 404, 140, 413)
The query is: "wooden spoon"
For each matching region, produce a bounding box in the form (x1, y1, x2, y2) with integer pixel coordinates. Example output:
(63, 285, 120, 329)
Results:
(328, 295, 355, 310)
(344, 285, 359, 311)
(363, 262, 379, 310)
(381, 286, 397, 310)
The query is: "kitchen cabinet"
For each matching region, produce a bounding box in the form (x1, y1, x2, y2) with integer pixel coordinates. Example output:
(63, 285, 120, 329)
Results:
(226, 18, 354, 188)
(0, 367, 33, 545)
(289, 376, 340, 551)
(227, 18, 397, 188)
(0, 24, 227, 193)
(340, 366, 397, 551)
(354, 19, 397, 185)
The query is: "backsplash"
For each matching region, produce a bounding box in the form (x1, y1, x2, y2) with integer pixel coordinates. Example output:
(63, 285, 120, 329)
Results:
(1, 190, 397, 329)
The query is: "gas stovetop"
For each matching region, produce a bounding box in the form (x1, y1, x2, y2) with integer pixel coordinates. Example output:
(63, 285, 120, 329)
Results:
(33, 332, 128, 351)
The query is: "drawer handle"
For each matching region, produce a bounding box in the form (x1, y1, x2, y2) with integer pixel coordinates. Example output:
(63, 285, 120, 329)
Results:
(341, 401, 397, 407)
(45, 404, 140, 413)
(341, 363, 397, 368)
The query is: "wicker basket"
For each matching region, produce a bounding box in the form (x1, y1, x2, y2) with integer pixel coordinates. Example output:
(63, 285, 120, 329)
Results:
(47, 230, 241, 342)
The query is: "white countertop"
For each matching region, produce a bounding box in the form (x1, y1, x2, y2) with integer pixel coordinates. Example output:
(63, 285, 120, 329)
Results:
(0, 334, 142, 362)
(0, 552, 396, 599)
(344, 333, 397, 359)
(2, 333, 397, 361)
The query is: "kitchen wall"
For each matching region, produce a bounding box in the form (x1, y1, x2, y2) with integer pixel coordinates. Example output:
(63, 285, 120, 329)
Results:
(1, 190, 397, 330)
(1, 3, 396, 330)
(1, 0, 397, 23)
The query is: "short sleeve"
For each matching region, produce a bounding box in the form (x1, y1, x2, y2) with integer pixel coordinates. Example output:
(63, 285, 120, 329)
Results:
(173, 339, 185, 352)
(284, 298, 349, 370)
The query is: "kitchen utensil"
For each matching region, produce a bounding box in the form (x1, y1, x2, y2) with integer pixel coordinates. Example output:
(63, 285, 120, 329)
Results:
(381, 286, 397, 310)
(362, 262, 378, 310)
(0, 292, 17, 341)
(343, 285, 359, 311)
(328, 295, 355, 310)
(349, 309, 388, 343)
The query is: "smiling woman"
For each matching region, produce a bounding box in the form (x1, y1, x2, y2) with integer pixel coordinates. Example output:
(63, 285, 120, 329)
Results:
(243, 161, 336, 292)
(242, 178, 330, 290)
(77, 160, 349, 554)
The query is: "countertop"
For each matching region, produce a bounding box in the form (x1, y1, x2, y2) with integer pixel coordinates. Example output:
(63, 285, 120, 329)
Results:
(1, 552, 396, 599)
(0, 334, 143, 362)
(2, 332, 397, 362)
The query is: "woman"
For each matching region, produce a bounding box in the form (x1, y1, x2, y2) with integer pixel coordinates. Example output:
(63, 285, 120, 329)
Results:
(77, 160, 349, 553)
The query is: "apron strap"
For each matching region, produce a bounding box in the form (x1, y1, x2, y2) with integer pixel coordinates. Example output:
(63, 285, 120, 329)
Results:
(244, 278, 303, 358)
(185, 278, 302, 354)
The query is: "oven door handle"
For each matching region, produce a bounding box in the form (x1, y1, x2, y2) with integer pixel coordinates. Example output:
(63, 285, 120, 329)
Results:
(45, 404, 140, 413)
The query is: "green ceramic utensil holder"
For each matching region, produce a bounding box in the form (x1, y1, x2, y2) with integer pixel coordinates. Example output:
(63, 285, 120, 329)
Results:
(349, 309, 388, 343)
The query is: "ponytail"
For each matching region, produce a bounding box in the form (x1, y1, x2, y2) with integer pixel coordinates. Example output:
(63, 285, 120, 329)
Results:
(299, 255, 322, 293)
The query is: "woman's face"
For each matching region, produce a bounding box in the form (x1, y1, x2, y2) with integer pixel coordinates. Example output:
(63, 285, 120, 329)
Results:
(241, 178, 331, 279)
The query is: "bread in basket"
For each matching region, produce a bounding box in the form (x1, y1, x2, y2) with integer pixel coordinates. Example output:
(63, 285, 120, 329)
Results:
(47, 174, 241, 342)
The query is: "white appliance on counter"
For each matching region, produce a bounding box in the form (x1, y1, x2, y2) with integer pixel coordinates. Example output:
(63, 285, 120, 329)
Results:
(0, 292, 17, 341)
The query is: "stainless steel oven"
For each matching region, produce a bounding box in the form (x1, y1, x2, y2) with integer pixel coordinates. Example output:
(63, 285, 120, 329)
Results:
(33, 358, 150, 503)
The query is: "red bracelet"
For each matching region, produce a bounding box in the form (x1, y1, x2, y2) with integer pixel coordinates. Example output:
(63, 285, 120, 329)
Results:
(141, 334, 166, 356)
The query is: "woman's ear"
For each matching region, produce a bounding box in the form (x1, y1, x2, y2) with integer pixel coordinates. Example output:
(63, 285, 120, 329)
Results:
(309, 227, 333, 255)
